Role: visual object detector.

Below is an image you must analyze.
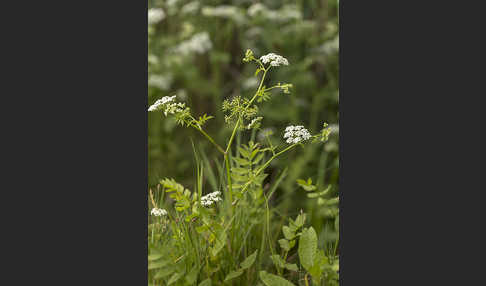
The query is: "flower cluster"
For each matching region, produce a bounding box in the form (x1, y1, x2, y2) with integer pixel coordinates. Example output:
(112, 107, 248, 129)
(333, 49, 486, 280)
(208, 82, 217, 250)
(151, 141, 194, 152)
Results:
(148, 95, 188, 117)
(148, 95, 176, 111)
(151, 208, 167, 216)
(283, 125, 311, 144)
(148, 8, 165, 25)
(247, 117, 263, 130)
(200, 191, 222, 207)
(260, 53, 289, 67)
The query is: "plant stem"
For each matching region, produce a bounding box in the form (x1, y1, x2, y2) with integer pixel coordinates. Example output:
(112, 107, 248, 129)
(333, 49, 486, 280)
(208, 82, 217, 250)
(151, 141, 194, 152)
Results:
(224, 154, 233, 214)
(224, 67, 269, 154)
(194, 126, 225, 155)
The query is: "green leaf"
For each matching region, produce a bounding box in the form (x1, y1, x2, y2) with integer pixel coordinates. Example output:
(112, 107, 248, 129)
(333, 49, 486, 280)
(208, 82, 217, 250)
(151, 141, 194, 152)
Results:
(270, 254, 285, 268)
(198, 278, 211, 286)
(259, 271, 295, 286)
(211, 228, 227, 256)
(278, 239, 290, 251)
(285, 263, 299, 272)
(148, 253, 164, 261)
(154, 268, 174, 279)
(250, 148, 260, 159)
(198, 278, 212, 286)
(282, 226, 295, 240)
(298, 227, 317, 271)
(252, 153, 264, 165)
(167, 272, 183, 285)
(296, 179, 316, 191)
(294, 213, 306, 228)
(232, 157, 250, 166)
(309, 250, 327, 278)
(148, 260, 169, 270)
(185, 265, 199, 284)
(224, 270, 243, 281)
(240, 249, 258, 269)
(239, 147, 251, 159)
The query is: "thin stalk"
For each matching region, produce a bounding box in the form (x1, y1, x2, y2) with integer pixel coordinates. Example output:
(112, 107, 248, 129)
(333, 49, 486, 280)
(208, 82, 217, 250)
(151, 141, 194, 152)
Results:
(224, 154, 233, 215)
(225, 67, 269, 154)
(196, 126, 225, 155)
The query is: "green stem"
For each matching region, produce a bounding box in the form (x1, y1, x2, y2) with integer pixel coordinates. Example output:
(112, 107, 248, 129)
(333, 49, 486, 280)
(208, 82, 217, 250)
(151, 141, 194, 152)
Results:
(225, 67, 269, 154)
(224, 154, 233, 214)
(196, 127, 225, 155)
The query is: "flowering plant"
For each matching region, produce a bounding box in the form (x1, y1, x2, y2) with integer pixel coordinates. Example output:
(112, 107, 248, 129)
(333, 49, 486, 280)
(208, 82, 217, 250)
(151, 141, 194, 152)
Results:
(148, 49, 337, 286)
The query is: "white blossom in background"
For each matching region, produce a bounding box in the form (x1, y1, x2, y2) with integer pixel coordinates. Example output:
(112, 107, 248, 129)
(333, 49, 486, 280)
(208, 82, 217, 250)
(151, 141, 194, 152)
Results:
(247, 3, 266, 17)
(148, 74, 172, 90)
(258, 127, 275, 141)
(283, 125, 311, 144)
(148, 8, 165, 24)
(319, 36, 339, 56)
(181, 1, 200, 15)
(202, 6, 246, 24)
(151, 208, 167, 216)
(173, 32, 212, 55)
(148, 54, 159, 65)
(148, 95, 176, 111)
(260, 53, 289, 67)
(200, 191, 222, 207)
(242, 77, 259, 90)
(247, 4, 301, 22)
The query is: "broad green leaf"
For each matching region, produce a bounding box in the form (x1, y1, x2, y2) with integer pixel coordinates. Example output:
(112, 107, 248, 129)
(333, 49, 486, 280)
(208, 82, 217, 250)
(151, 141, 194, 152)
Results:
(240, 249, 258, 269)
(282, 226, 295, 240)
(148, 253, 163, 261)
(211, 228, 227, 257)
(154, 268, 174, 279)
(224, 270, 243, 281)
(309, 250, 327, 278)
(278, 239, 290, 251)
(294, 213, 306, 228)
(270, 254, 285, 268)
(167, 272, 183, 285)
(298, 227, 317, 271)
(285, 263, 299, 272)
(185, 265, 199, 284)
(259, 271, 295, 286)
(198, 278, 211, 286)
(148, 260, 169, 270)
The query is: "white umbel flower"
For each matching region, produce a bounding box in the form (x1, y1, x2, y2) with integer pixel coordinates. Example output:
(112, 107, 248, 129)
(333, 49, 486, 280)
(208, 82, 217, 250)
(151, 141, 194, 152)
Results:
(260, 53, 289, 66)
(200, 191, 222, 207)
(151, 208, 167, 216)
(148, 95, 176, 111)
(283, 125, 311, 144)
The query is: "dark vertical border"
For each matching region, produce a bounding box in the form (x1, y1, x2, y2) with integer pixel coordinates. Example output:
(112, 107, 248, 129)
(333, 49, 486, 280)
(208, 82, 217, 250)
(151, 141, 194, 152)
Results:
(2, 0, 148, 284)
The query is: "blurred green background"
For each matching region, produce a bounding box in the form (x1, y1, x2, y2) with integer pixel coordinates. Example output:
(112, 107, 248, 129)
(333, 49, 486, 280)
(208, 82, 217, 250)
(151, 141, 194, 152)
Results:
(148, 0, 339, 232)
